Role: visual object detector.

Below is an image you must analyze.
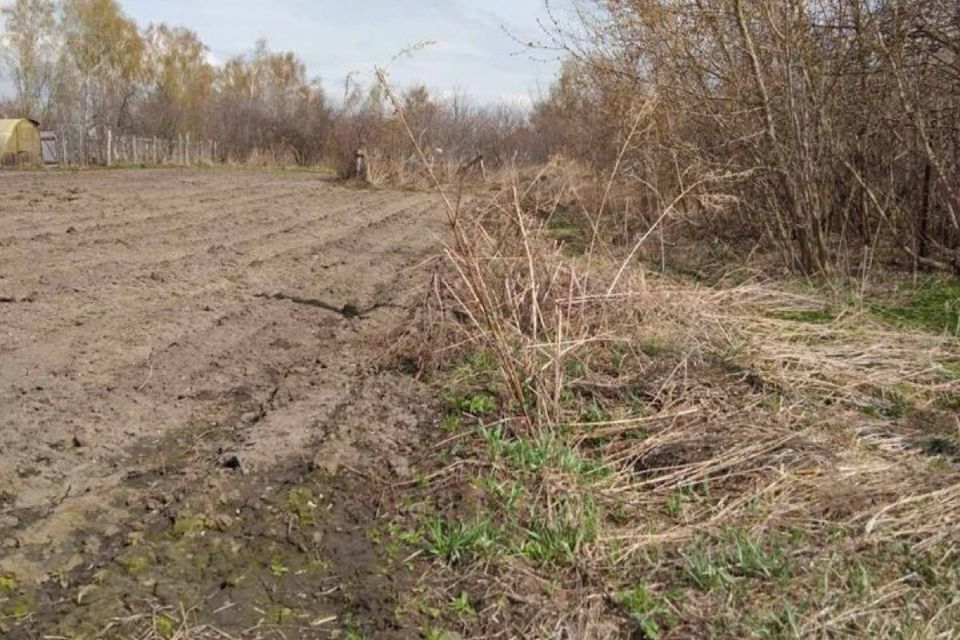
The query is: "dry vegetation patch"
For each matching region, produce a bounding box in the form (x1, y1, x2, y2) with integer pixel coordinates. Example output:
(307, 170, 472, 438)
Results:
(382, 158, 960, 639)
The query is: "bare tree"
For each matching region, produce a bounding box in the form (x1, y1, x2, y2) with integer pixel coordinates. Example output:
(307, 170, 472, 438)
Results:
(0, 0, 61, 122)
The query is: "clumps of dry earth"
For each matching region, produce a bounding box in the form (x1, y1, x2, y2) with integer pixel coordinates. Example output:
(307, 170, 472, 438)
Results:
(2, 369, 442, 640)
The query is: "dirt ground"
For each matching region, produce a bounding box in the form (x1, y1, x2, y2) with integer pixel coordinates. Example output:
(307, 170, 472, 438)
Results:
(0, 168, 445, 638)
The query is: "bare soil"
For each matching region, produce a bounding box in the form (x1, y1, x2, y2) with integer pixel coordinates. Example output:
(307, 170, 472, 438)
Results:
(0, 168, 444, 638)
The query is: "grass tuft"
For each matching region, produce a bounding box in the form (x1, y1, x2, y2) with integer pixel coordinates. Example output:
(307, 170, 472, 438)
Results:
(871, 278, 960, 335)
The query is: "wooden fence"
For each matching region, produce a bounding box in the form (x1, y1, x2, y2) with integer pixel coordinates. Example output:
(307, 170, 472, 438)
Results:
(52, 129, 220, 167)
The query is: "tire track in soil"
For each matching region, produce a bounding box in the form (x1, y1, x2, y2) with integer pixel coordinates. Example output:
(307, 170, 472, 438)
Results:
(0, 169, 445, 638)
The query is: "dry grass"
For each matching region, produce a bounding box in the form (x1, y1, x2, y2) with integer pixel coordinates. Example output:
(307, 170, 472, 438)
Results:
(377, 80, 960, 636)
(59, 606, 229, 640)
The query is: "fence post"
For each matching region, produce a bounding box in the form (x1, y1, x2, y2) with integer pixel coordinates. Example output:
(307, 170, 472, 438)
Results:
(107, 129, 113, 167)
(61, 131, 68, 167)
(185, 133, 191, 165)
(355, 149, 368, 181)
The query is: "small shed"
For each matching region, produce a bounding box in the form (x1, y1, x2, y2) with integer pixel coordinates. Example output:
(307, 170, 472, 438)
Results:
(0, 118, 43, 166)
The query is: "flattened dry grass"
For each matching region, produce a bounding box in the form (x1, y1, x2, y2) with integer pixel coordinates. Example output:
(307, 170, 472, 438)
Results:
(383, 151, 960, 638)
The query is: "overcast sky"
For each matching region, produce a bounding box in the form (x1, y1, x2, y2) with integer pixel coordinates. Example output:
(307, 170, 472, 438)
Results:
(118, 0, 569, 105)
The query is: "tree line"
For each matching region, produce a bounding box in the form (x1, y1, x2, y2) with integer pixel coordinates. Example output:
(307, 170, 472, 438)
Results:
(0, 0, 540, 169)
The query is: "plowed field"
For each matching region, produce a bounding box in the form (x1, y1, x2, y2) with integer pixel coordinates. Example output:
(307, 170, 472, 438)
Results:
(0, 169, 444, 638)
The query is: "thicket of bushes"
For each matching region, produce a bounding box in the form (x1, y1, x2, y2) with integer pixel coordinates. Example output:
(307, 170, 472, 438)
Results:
(533, 0, 960, 275)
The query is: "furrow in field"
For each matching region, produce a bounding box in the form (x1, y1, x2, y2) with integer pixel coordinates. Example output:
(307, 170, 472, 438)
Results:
(0, 171, 442, 520)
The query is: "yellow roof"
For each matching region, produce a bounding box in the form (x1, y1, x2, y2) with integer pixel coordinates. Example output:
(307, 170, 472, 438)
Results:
(0, 120, 20, 137)
(0, 119, 40, 133)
